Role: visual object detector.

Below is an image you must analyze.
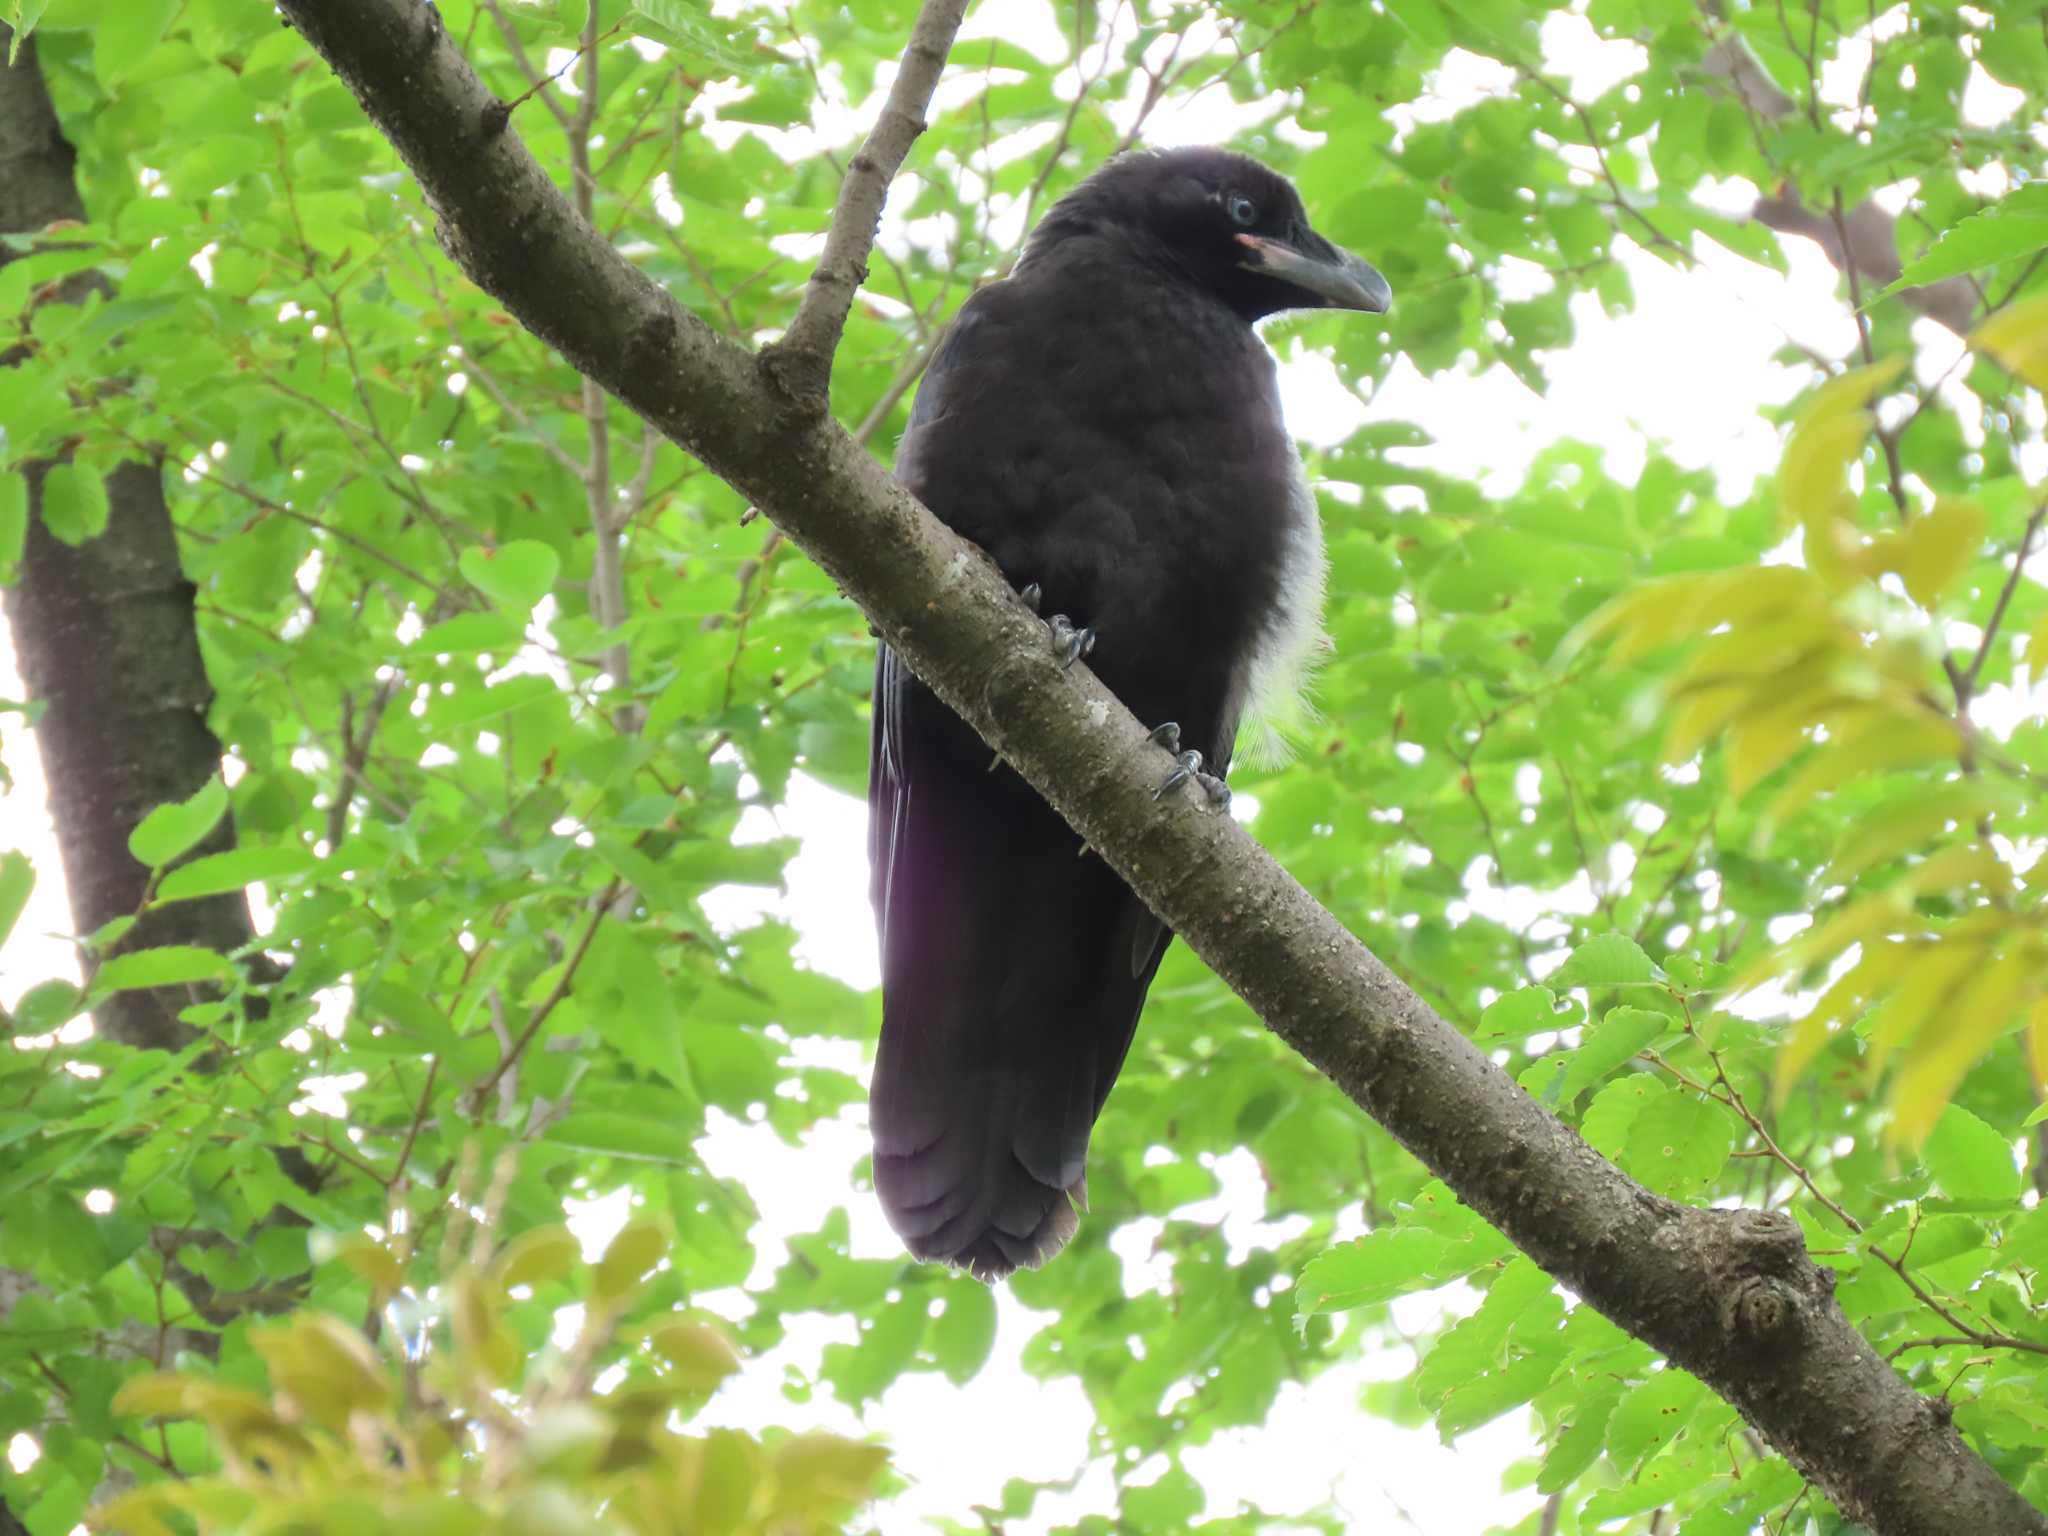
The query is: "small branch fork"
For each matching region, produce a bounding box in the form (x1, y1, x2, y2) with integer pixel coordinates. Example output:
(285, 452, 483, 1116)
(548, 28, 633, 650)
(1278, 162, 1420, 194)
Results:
(762, 0, 971, 411)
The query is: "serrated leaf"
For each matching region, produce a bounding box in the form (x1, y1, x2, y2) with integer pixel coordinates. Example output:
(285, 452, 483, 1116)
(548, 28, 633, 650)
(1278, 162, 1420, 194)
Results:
(1882, 211, 2048, 296)
(1476, 986, 1569, 1042)
(1550, 933, 1659, 988)
(1295, 1228, 1453, 1318)
(1918, 1107, 2023, 1203)
(1621, 1093, 1736, 1196)
(627, 0, 754, 72)
(1605, 1367, 1707, 1473)
(38, 460, 110, 544)
(154, 845, 316, 903)
(1581, 1077, 1662, 1157)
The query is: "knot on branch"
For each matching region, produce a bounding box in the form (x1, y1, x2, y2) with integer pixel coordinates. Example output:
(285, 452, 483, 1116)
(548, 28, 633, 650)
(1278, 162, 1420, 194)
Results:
(1722, 1274, 1801, 1347)
(1704, 1209, 1816, 1351)
(759, 338, 834, 420)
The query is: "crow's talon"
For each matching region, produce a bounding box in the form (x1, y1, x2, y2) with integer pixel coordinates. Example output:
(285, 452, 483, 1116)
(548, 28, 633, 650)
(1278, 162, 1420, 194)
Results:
(1147, 721, 1182, 752)
(1153, 748, 1204, 800)
(1153, 745, 1232, 808)
(1048, 614, 1096, 670)
(1020, 582, 1042, 613)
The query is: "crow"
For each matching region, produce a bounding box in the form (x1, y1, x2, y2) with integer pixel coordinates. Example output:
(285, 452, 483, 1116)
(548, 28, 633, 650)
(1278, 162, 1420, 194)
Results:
(868, 147, 1390, 1280)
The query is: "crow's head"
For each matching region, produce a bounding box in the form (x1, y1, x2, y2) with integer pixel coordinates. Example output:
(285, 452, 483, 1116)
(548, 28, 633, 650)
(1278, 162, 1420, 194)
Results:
(1025, 146, 1392, 323)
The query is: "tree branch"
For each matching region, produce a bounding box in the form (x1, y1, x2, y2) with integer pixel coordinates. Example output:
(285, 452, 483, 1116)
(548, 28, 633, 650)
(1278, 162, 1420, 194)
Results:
(760, 0, 969, 410)
(1700, 32, 1978, 336)
(273, 4, 2048, 1531)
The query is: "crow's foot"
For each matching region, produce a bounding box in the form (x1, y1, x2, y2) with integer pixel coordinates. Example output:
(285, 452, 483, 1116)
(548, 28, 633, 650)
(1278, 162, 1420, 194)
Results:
(1152, 738, 1231, 807)
(1015, 580, 1094, 669)
(1048, 613, 1096, 671)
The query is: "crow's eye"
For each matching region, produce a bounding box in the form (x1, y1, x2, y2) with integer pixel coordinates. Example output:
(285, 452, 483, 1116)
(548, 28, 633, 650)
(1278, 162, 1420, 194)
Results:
(1226, 193, 1258, 227)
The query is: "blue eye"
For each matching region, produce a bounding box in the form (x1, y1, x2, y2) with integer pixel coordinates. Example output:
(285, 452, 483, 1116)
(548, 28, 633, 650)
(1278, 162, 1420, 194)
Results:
(1227, 194, 1258, 227)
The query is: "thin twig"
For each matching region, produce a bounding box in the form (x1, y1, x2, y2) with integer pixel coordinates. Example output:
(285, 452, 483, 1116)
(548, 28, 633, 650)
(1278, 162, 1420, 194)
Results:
(466, 879, 624, 1109)
(763, 0, 970, 405)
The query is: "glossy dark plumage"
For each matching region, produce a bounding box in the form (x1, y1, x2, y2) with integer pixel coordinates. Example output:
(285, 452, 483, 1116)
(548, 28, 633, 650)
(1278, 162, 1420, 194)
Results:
(868, 147, 1389, 1280)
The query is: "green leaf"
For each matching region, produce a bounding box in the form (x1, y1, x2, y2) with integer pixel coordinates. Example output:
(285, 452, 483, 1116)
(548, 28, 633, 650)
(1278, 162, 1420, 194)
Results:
(93, 0, 178, 85)
(129, 778, 229, 867)
(37, 460, 110, 545)
(458, 540, 561, 611)
(626, 0, 753, 72)
(1557, 1005, 1669, 1102)
(1296, 1227, 1454, 1318)
(93, 945, 236, 991)
(0, 473, 26, 576)
(154, 845, 316, 903)
(0, 851, 32, 950)
(544, 1112, 693, 1164)
(1477, 986, 1572, 1042)
(1605, 1367, 1707, 1473)
(1620, 1093, 1737, 1197)
(1550, 933, 1660, 988)
(1882, 211, 2048, 297)
(928, 1282, 996, 1385)
(1921, 1105, 2022, 1203)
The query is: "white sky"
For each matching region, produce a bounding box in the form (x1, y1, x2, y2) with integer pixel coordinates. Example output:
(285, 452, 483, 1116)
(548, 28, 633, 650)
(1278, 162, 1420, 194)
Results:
(4, 6, 2041, 1533)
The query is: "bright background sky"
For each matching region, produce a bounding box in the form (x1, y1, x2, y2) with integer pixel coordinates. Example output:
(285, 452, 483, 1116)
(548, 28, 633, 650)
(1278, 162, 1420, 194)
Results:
(2, 3, 2038, 1531)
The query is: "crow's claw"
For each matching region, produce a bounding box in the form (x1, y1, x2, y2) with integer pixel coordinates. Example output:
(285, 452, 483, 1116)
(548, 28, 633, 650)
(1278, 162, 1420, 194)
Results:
(1147, 721, 1182, 753)
(1153, 746, 1231, 808)
(1048, 614, 1096, 670)
(1020, 582, 1043, 613)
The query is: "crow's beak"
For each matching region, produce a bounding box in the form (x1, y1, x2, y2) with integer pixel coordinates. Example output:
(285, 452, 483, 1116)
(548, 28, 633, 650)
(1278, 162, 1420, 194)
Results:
(1236, 231, 1392, 314)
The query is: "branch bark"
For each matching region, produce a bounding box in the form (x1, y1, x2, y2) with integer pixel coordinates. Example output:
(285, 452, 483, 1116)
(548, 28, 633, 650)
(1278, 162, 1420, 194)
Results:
(1701, 35, 1978, 337)
(271, 3, 2047, 1531)
(0, 31, 259, 1053)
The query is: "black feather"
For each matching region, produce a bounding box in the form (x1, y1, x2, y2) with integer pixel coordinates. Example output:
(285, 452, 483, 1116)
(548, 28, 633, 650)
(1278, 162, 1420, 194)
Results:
(868, 147, 1388, 1279)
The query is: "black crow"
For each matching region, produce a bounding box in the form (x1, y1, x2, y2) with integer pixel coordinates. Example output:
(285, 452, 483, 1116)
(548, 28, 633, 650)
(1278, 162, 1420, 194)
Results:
(868, 146, 1390, 1280)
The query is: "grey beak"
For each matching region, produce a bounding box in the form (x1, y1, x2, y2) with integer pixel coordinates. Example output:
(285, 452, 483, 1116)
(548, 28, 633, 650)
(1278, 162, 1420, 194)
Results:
(1236, 231, 1392, 314)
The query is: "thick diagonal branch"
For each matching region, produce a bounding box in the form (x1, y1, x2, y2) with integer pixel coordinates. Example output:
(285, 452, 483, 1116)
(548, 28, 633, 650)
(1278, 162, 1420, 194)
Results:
(272, 5, 2047, 1532)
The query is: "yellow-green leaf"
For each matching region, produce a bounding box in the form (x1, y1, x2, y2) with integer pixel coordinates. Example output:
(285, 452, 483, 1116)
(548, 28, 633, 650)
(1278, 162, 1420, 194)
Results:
(251, 1313, 391, 1431)
(593, 1216, 668, 1308)
(1892, 947, 2038, 1145)
(491, 1223, 581, 1293)
(1831, 779, 2022, 880)
(1973, 292, 2048, 392)
(1895, 497, 1987, 608)
(643, 1317, 743, 1394)
(1779, 358, 1907, 529)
